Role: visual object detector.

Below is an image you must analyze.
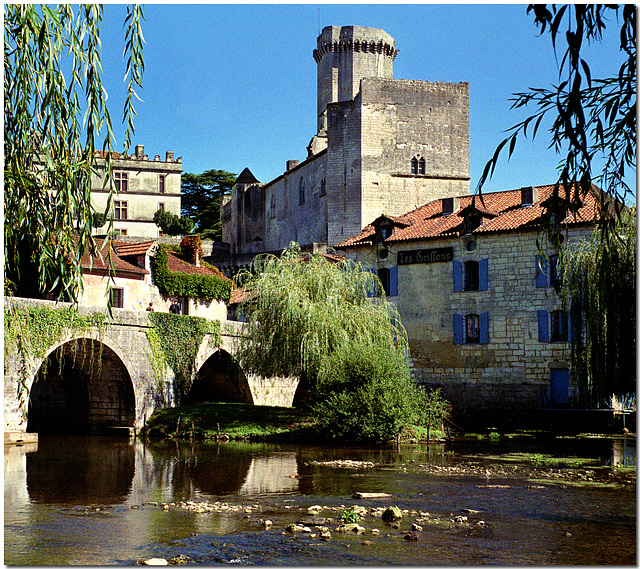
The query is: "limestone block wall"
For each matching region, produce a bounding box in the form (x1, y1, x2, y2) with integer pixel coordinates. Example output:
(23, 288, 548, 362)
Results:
(343, 227, 592, 416)
(262, 152, 328, 252)
(359, 78, 470, 225)
(326, 98, 363, 245)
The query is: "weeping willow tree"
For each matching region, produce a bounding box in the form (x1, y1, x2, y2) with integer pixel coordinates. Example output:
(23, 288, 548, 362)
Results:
(235, 244, 411, 408)
(561, 210, 636, 406)
(4, 4, 145, 301)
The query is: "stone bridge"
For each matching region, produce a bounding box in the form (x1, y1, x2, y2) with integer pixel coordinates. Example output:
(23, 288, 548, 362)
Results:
(4, 297, 299, 441)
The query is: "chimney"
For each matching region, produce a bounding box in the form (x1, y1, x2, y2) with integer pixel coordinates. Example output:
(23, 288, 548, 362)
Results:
(166, 151, 174, 162)
(286, 160, 299, 171)
(154, 155, 161, 161)
(135, 144, 144, 159)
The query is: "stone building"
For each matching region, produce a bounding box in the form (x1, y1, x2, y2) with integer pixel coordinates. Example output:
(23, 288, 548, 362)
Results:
(336, 184, 600, 424)
(90, 144, 182, 238)
(220, 25, 470, 270)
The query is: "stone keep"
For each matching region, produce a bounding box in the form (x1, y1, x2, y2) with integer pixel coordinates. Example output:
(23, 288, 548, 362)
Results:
(221, 25, 470, 264)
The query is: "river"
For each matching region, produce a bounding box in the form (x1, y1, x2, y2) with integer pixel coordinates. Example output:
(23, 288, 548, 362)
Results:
(4, 435, 636, 565)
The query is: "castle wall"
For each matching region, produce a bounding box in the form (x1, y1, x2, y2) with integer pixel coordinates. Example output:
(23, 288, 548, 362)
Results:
(90, 146, 182, 239)
(359, 79, 470, 227)
(262, 153, 328, 252)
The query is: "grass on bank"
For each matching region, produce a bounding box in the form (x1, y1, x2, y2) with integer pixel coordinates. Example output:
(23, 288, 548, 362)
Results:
(140, 402, 449, 442)
(141, 402, 317, 441)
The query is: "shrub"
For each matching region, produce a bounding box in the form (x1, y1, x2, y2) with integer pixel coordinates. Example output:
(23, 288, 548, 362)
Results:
(312, 343, 420, 443)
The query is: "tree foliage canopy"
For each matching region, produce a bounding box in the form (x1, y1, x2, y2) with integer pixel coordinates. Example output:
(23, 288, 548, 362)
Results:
(181, 169, 236, 240)
(4, 4, 145, 301)
(235, 245, 409, 404)
(478, 4, 635, 243)
(561, 210, 636, 405)
(153, 209, 194, 236)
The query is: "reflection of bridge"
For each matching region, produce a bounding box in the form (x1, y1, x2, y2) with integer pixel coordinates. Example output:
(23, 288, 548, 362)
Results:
(4, 297, 299, 440)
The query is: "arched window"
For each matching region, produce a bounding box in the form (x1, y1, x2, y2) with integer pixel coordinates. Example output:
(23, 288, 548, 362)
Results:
(418, 157, 426, 175)
(411, 157, 418, 174)
(270, 194, 276, 219)
(465, 314, 480, 344)
(299, 178, 305, 205)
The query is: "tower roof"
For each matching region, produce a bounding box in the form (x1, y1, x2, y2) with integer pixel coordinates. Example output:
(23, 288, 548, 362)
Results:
(235, 168, 260, 185)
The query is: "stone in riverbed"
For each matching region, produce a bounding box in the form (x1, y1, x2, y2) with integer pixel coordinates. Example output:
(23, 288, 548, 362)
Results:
(381, 506, 402, 522)
(353, 492, 392, 499)
(140, 558, 168, 565)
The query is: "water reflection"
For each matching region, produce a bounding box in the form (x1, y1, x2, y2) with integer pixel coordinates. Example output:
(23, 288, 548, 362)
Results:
(4, 436, 636, 566)
(26, 436, 135, 504)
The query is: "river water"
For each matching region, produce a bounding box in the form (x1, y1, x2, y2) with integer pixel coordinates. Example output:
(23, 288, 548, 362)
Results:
(4, 435, 636, 565)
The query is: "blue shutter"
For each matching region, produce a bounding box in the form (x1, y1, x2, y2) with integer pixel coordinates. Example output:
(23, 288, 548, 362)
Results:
(479, 312, 490, 344)
(453, 260, 463, 292)
(388, 266, 398, 297)
(365, 267, 377, 297)
(536, 255, 548, 287)
(538, 310, 549, 342)
(479, 258, 489, 291)
(453, 313, 464, 344)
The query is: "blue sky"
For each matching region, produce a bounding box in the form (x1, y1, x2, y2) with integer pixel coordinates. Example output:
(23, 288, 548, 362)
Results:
(97, 4, 632, 195)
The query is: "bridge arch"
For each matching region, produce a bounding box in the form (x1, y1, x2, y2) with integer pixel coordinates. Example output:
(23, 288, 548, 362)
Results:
(26, 336, 136, 435)
(187, 343, 254, 405)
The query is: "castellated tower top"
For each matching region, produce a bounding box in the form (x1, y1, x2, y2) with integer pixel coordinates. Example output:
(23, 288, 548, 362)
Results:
(313, 26, 399, 133)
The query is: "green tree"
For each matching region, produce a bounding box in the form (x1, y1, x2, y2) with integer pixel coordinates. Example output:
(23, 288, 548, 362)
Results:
(235, 244, 410, 408)
(153, 209, 194, 237)
(181, 169, 236, 241)
(478, 5, 635, 243)
(4, 4, 145, 300)
(561, 210, 636, 405)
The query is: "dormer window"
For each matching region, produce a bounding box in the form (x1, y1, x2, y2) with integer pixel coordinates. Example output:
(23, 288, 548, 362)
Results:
(521, 186, 533, 206)
(411, 156, 425, 175)
(465, 213, 481, 234)
(442, 197, 454, 215)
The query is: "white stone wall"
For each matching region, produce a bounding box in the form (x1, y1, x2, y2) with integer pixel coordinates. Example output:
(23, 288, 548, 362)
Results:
(90, 147, 182, 239)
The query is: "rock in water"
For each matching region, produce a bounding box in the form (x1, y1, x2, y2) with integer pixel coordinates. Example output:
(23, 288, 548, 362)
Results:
(140, 558, 168, 565)
(381, 506, 402, 522)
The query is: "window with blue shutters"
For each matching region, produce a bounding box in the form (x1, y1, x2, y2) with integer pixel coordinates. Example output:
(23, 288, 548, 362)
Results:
(454, 312, 489, 344)
(536, 254, 561, 288)
(454, 259, 488, 292)
(538, 309, 571, 342)
(368, 266, 398, 297)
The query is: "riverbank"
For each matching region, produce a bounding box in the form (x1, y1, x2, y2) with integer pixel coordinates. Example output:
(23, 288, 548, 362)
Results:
(140, 402, 440, 442)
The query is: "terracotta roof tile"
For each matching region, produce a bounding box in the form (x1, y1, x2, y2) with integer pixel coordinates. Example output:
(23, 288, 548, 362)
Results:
(81, 239, 148, 275)
(337, 184, 600, 248)
(115, 240, 155, 257)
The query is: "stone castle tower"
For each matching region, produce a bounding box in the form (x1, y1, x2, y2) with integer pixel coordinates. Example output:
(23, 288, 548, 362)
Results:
(220, 25, 470, 271)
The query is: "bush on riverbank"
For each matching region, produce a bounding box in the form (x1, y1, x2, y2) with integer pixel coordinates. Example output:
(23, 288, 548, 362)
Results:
(312, 343, 422, 442)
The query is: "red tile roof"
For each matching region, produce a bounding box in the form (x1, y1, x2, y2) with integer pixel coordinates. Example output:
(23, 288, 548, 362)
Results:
(115, 240, 155, 257)
(337, 184, 600, 248)
(81, 239, 148, 275)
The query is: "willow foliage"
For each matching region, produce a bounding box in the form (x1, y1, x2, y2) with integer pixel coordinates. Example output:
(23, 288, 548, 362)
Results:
(561, 210, 636, 404)
(4, 5, 145, 301)
(235, 245, 409, 394)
